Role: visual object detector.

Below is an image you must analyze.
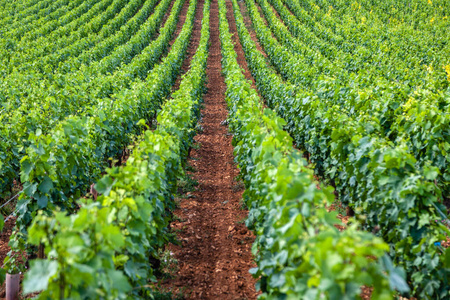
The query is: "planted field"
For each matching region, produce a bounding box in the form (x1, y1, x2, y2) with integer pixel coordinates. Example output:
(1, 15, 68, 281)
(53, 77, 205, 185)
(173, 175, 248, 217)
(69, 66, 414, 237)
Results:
(0, 0, 448, 299)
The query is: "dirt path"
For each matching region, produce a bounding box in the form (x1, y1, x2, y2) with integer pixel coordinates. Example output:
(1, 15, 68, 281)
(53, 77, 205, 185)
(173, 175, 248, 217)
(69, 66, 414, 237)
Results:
(171, 0, 203, 92)
(162, 0, 258, 298)
(168, 0, 192, 50)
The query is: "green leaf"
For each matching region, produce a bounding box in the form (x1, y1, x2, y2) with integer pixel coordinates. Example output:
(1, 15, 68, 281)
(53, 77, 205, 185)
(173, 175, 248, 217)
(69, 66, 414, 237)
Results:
(269, 272, 286, 288)
(95, 176, 115, 196)
(388, 267, 410, 293)
(23, 260, 58, 294)
(423, 166, 439, 181)
(38, 176, 53, 194)
(22, 158, 33, 179)
(37, 195, 48, 208)
(23, 182, 38, 197)
(107, 269, 131, 293)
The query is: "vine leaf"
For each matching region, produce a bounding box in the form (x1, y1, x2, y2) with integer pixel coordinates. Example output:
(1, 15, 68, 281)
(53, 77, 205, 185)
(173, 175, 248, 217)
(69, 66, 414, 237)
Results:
(23, 260, 58, 294)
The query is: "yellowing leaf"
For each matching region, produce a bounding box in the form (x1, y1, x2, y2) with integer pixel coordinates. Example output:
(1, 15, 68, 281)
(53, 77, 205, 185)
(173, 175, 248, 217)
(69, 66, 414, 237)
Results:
(307, 275, 320, 288)
(122, 197, 138, 211)
(444, 65, 450, 81)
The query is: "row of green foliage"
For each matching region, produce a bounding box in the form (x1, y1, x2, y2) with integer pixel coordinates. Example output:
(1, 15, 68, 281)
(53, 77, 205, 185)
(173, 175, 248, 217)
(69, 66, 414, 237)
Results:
(218, 0, 407, 298)
(0, 0, 61, 32)
(0, 0, 173, 198)
(278, 0, 450, 172)
(10, 0, 99, 44)
(32, 0, 153, 74)
(303, 0, 450, 47)
(354, 0, 450, 29)
(281, 0, 449, 87)
(254, 0, 450, 199)
(9, 0, 196, 260)
(20, 1, 209, 297)
(0, 0, 45, 25)
(232, 0, 450, 297)
(271, 0, 450, 138)
(0, 0, 84, 44)
(0, 0, 119, 73)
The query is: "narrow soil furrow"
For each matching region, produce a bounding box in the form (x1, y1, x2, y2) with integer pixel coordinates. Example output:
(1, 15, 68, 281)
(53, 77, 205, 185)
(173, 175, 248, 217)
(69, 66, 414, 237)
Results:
(224, 0, 268, 110)
(161, 0, 176, 26)
(225, 2, 257, 88)
(0, 217, 16, 298)
(161, 0, 258, 298)
(168, 0, 192, 49)
(171, 0, 204, 93)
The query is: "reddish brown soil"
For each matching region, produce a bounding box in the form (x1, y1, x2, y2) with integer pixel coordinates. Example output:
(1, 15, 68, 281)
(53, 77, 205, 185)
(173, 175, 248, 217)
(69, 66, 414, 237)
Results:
(225, 3, 257, 88)
(0, 217, 17, 298)
(160, 0, 258, 298)
(170, 0, 203, 93)
(225, 0, 269, 111)
(168, 0, 192, 52)
(161, 0, 179, 32)
(0, 218, 16, 265)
